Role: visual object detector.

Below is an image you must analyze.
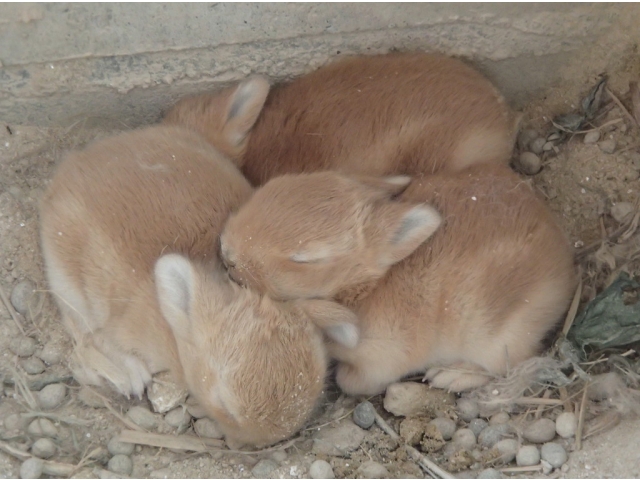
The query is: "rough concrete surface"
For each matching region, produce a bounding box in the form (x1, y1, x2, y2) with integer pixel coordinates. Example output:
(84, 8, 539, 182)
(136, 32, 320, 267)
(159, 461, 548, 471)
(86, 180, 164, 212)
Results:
(1, 3, 640, 126)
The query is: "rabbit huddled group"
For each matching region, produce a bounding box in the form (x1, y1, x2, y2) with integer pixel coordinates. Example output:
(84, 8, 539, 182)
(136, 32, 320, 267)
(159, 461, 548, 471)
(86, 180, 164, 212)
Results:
(40, 52, 577, 447)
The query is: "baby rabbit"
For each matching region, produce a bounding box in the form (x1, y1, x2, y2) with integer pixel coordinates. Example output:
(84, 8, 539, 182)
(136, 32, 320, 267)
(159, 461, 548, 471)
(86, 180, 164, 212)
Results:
(219, 164, 577, 394)
(40, 125, 358, 447)
(164, 51, 520, 185)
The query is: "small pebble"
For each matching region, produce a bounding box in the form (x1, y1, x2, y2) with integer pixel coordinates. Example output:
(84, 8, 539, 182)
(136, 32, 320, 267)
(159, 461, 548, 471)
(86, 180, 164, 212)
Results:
(583, 130, 601, 144)
(452, 428, 476, 450)
(251, 459, 278, 477)
(27, 418, 57, 438)
(107, 436, 135, 456)
(522, 418, 556, 443)
(529, 137, 546, 155)
(5, 413, 26, 431)
(541, 459, 553, 474)
(478, 424, 512, 448)
(518, 129, 539, 150)
(126, 406, 158, 430)
(312, 421, 365, 456)
(31, 438, 56, 459)
(352, 400, 376, 429)
(541, 442, 567, 468)
(309, 459, 334, 479)
(383, 382, 455, 417)
(599, 139, 617, 154)
(516, 152, 542, 175)
(489, 412, 510, 425)
(456, 398, 479, 422)
(468, 418, 488, 438)
(11, 280, 35, 316)
(37, 383, 67, 410)
(478, 467, 502, 479)
(542, 141, 555, 152)
(164, 407, 192, 432)
(516, 445, 540, 467)
(356, 461, 389, 479)
(108, 454, 133, 476)
(194, 418, 223, 439)
(37, 342, 63, 365)
(493, 438, 518, 463)
(611, 202, 634, 224)
(20, 357, 46, 375)
(270, 450, 287, 463)
(429, 417, 456, 440)
(20, 458, 43, 479)
(555, 412, 577, 438)
(10, 336, 38, 357)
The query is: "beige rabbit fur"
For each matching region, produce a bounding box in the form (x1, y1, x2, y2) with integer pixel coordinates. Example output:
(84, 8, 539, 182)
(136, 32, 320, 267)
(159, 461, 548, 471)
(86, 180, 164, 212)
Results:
(40, 125, 358, 446)
(164, 52, 520, 185)
(220, 165, 577, 394)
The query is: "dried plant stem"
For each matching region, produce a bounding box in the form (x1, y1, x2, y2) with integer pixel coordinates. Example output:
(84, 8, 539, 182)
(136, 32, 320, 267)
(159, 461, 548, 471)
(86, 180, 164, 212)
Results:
(606, 87, 639, 128)
(576, 385, 589, 450)
(513, 397, 563, 406)
(85, 387, 145, 432)
(0, 284, 26, 335)
(373, 410, 453, 479)
(576, 217, 635, 259)
(574, 117, 623, 133)
(500, 464, 544, 473)
(119, 430, 224, 452)
(562, 276, 583, 335)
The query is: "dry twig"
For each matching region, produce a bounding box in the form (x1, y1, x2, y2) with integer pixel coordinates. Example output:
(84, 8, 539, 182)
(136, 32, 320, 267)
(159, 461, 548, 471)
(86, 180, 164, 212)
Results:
(118, 430, 224, 452)
(576, 385, 589, 450)
(606, 87, 639, 128)
(562, 275, 583, 336)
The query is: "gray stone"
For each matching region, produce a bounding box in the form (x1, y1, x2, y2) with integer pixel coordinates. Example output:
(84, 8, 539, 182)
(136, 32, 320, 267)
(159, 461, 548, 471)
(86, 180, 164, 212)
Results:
(11, 279, 35, 316)
(356, 461, 389, 479)
(583, 130, 601, 144)
(541, 459, 553, 474)
(37, 383, 67, 410)
(489, 412, 510, 425)
(20, 458, 43, 479)
(468, 418, 488, 438)
(126, 406, 158, 430)
(611, 202, 634, 224)
(555, 412, 577, 438)
(516, 445, 540, 466)
(270, 450, 287, 463)
(429, 417, 456, 441)
(10, 336, 37, 357)
(5, 413, 26, 431)
(522, 418, 556, 443)
(37, 342, 63, 365)
(478, 468, 502, 479)
(309, 459, 334, 479)
(164, 407, 191, 432)
(478, 424, 512, 448)
(251, 459, 278, 478)
(31, 438, 56, 459)
(516, 152, 542, 175)
(383, 382, 455, 417)
(452, 428, 476, 450)
(540, 442, 567, 468)
(493, 438, 518, 463)
(107, 437, 135, 456)
(518, 128, 539, 150)
(456, 398, 479, 422)
(108, 454, 133, 476)
(530, 137, 547, 155)
(27, 418, 57, 438)
(20, 356, 46, 375)
(599, 139, 617, 154)
(352, 400, 376, 429)
(312, 421, 366, 456)
(148, 371, 188, 414)
(194, 418, 223, 439)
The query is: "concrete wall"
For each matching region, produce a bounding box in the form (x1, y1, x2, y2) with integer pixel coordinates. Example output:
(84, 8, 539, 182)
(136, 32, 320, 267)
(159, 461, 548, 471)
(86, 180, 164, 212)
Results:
(1, 3, 639, 127)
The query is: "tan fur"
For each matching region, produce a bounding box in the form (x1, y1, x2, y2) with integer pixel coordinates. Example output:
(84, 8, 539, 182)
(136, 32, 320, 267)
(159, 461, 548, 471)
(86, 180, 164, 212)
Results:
(39, 125, 357, 446)
(164, 52, 519, 185)
(220, 164, 577, 394)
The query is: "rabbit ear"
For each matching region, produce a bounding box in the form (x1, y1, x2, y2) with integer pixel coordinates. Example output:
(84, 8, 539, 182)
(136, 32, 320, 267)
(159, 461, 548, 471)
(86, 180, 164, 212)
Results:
(375, 203, 442, 268)
(223, 76, 270, 148)
(354, 175, 412, 198)
(298, 299, 359, 348)
(154, 254, 196, 340)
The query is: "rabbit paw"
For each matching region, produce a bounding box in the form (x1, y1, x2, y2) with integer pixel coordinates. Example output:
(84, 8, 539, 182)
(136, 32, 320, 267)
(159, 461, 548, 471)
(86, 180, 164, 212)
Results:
(425, 363, 492, 392)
